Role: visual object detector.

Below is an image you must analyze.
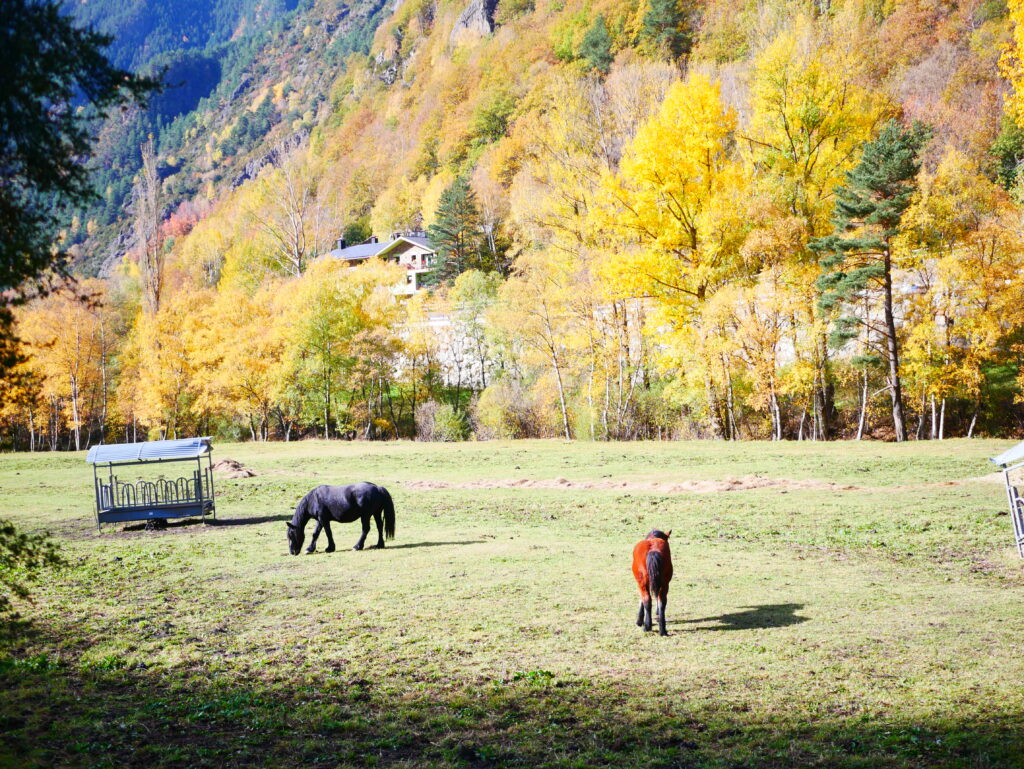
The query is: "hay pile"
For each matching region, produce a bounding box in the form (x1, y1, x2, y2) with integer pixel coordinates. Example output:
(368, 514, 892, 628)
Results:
(212, 458, 257, 479)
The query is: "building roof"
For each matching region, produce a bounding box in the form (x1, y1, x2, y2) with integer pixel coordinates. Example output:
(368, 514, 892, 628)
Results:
(326, 235, 435, 263)
(325, 241, 385, 261)
(992, 441, 1024, 469)
(379, 235, 432, 255)
(86, 437, 213, 465)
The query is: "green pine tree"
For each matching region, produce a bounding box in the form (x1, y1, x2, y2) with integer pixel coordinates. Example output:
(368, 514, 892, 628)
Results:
(641, 0, 691, 59)
(990, 114, 1024, 192)
(810, 120, 932, 443)
(579, 15, 614, 75)
(425, 176, 483, 285)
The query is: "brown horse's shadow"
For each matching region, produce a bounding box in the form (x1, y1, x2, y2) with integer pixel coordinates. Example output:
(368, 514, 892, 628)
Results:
(387, 540, 485, 549)
(673, 603, 808, 631)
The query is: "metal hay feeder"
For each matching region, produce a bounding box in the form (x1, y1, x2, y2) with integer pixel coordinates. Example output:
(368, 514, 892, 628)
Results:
(86, 437, 216, 530)
(991, 441, 1024, 557)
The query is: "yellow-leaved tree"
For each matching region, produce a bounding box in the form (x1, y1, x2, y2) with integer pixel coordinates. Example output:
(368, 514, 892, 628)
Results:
(276, 258, 404, 439)
(1002, 0, 1024, 125)
(16, 280, 112, 450)
(190, 286, 285, 441)
(743, 16, 891, 439)
(901, 149, 1024, 437)
(597, 72, 750, 437)
(490, 248, 583, 440)
(129, 288, 213, 439)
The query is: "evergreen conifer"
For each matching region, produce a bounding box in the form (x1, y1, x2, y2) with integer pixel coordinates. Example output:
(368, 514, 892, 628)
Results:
(811, 120, 932, 442)
(641, 0, 690, 59)
(425, 176, 483, 285)
(579, 15, 614, 75)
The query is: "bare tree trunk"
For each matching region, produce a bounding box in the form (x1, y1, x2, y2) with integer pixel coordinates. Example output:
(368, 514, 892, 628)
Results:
(70, 374, 81, 451)
(811, 374, 820, 442)
(602, 370, 611, 440)
(856, 367, 869, 441)
(99, 320, 108, 444)
(324, 370, 331, 440)
(817, 336, 832, 441)
(587, 352, 596, 441)
(770, 387, 782, 441)
(938, 398, 946, 440)
(135, 138, 163, 314)
(723, 357, 737, 440)
(883, 251, 907, 441)
(930, 393, 937, 440)
(550, 348, 572, 440)
(704, 372, 724, 439)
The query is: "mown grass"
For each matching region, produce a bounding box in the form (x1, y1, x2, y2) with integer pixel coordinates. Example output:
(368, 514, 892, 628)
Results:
(1, 438, 1023, 768)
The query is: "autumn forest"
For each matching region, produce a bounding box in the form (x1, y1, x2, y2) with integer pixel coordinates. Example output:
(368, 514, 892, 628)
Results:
(4, 0, 1024, 449)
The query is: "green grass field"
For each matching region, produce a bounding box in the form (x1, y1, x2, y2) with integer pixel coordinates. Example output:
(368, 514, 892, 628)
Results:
(2, 439, 1024, 768)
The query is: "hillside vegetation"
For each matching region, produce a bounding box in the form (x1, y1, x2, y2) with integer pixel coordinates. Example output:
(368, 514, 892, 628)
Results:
(4, 0, 1024, 448)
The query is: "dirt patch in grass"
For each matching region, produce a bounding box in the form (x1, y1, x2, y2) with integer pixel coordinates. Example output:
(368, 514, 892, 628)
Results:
(404, 471, 1013, 495)
(404, 475, 863, 493)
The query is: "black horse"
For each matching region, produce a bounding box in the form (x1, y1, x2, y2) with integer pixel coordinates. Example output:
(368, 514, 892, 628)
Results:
(286, 483, 395, 555)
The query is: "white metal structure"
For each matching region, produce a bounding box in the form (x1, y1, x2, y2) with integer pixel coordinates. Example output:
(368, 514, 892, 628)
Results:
(992, 441, 1024, 557)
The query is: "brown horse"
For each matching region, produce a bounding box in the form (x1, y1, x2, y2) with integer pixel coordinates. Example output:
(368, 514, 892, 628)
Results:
(632, 529, 673, 636)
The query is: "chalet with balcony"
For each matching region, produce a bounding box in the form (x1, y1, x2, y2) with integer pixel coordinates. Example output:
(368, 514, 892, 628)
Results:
(325, 231, 436, 294)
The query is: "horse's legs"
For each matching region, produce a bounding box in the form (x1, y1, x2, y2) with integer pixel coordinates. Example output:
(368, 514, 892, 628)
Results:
(642, 592, 653, 633)
(636, 600, 646, 627)
(372, 509, 385, 548)
(323, 520, 336, 553)
(656, 594, 667, 636)
(353, 516, 370, 550)
(306, 520, 323, 553)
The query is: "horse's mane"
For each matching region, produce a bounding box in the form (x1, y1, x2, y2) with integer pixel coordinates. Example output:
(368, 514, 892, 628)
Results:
(647, 529, 670, 541)
(292, 489, 314, 525)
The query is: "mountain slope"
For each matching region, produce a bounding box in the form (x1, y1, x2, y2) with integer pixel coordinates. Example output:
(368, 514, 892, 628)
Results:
(66, 0, 390, 276)
(69, 0, 1015, 284)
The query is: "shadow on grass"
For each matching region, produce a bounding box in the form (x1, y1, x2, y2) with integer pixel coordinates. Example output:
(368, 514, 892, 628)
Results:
(207, 515, 290, 527)
(1, 629, 1020, 769)
(676, 603, 809, 631)
(387, 540, 486, 549)
(120, 518, 207, 532)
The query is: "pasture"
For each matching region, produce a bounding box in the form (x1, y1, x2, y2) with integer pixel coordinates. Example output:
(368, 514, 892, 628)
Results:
(1, 439, 1024, 768)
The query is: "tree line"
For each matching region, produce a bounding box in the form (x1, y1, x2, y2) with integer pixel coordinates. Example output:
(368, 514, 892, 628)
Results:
(4, 11, 1024, 449)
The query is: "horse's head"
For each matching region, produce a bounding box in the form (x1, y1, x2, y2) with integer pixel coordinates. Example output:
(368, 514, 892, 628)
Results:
(647, 529, 671, 541)
(286, 521, 304, 555)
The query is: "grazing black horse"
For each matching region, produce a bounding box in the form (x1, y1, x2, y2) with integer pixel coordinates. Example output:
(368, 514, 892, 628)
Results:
(286, 482, 395, 555)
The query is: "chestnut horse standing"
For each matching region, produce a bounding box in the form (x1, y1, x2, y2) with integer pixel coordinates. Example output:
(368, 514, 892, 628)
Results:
(632, 530, 673, 636)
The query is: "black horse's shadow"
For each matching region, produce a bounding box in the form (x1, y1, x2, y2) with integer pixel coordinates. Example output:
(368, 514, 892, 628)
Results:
(208, 515, 290, 527)
(674, 603, 808, 631)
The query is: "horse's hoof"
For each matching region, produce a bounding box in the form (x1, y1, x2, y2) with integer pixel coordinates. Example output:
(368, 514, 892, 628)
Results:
(372, 543, 385, 549)
(305, 548, 316, 554)
(325, 545, 336, 553)
(659, 630, 668, 637)
(352, 545, 363, 551)
(636, 618, 644, 627)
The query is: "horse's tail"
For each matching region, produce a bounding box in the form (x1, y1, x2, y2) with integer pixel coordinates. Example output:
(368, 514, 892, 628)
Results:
(647, 549, 663, 599)
(381, 487, 395, 540)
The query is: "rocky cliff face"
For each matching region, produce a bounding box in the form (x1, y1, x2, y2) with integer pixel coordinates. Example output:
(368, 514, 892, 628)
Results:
(449, 0, 496, 47)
